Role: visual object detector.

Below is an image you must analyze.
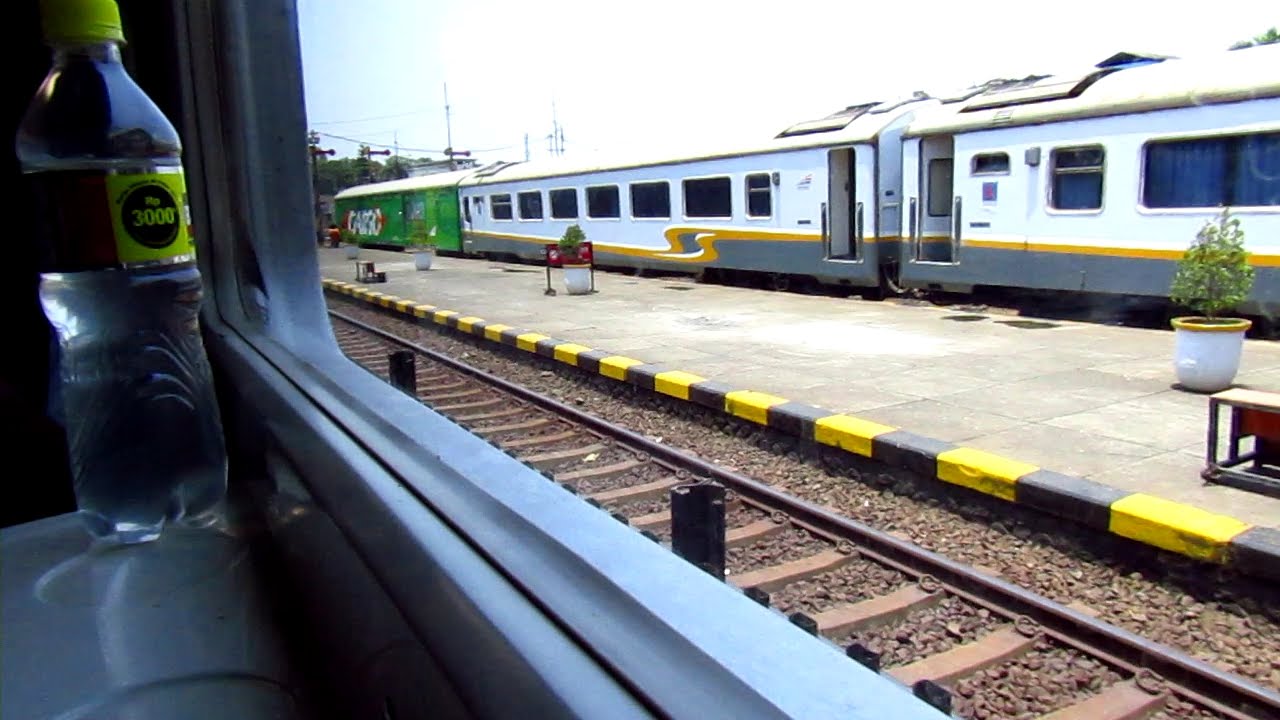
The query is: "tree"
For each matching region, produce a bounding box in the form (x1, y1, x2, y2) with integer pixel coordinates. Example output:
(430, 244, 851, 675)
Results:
(1169, 208, 1255, 320)
(1230, 27, 1279, 49)
(382, 156, 412, 180)
(313, 156, 363, 195)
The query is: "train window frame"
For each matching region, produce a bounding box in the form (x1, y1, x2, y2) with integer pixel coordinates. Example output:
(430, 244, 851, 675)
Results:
(682, 175, 733, 219)
(1138, 131, 1280, 212)
(517, 190, 544, 221)
(491, 193, 514, 221)
(971, 152, 1010, 176)
(550, 187, 579, 219)
(745, 173, 772, 219)
(463, 196, 473, 223)
(586, 184, 622, 220)
(629, 180, 671, 220)
(1047, 145, 1106, 213)
(56, 3, 999, 717)
(926, 158, 953, 217)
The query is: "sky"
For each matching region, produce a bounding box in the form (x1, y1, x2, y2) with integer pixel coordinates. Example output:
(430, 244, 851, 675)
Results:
(296, 0, 1277, 165)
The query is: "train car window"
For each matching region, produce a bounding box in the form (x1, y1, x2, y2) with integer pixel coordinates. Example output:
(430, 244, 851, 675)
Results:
(1050, 146, 1105, 210)
(746, 173, 772, 217)
(630, 181, 671, 219)
(463, 197, 472, 222)
(927, 159, 953, 216)
(550, 188, 579, 219)
(518, 191, 544, 220)
(1144, 132, 1280, 208)
(683, 177, 732, 218)
(971, 153, 1010, 175)
(491, 193, 514, 220)
(587, 185, 621, 218)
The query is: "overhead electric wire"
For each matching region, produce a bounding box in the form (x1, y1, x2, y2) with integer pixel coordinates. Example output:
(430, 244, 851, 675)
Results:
(310, 108, 440, 125)
(313, 130, 517, 156)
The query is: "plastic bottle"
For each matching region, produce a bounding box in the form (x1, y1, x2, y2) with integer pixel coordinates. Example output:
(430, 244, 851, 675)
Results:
(16, 0, 227, 544)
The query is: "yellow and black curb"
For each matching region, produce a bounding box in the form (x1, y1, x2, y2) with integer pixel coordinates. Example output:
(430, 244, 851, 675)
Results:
(323, 278, 1280, 582)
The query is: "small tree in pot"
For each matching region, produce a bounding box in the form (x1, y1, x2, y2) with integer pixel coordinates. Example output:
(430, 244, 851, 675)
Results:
(1169, 208, 1256, 392)
(340, 228, 360, 259)
(407, 220, 437, 271)
(558, 224, 592, 295)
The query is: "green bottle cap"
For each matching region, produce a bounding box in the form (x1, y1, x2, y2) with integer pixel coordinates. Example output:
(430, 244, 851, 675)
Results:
(40, 0, 126, 44)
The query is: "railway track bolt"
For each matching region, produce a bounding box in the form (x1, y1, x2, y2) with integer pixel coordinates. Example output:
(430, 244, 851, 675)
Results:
(917, 575, 943, 595)
(836, 540, 859, 557)
(845, 643, 881, 672)
(1013, 614, 1040, 638)
(911, 680, 952, 714)
(768, 510, 788, 526)
(1133, 668, 1168, 696)
(787, 612, 819, 636)
(670, 482, 727, 581)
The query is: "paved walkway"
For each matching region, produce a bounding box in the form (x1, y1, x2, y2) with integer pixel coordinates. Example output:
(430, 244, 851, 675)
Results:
(320, 248, 1280, 529)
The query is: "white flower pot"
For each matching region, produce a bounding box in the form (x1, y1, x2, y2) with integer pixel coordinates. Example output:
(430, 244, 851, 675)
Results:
(1172, 317, 1251, 393)
(563, 264, 592, 295)
(343, 244, 359, 260)
(412, 250, 434, 271)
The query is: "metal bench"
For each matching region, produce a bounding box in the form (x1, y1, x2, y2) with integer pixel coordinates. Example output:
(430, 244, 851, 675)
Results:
(1203, 388, 1280, 499)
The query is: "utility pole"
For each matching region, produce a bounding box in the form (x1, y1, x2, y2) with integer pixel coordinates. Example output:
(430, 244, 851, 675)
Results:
(444, 82, 454, 170)
(551, 99, 563, 156)
(307, 130, 334, 235)
(524, 133, 530, 162)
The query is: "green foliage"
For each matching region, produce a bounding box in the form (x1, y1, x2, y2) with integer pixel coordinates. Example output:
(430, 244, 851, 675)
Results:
(407, 219, 436, 251)
(308, 133, 426, 194)
(338, 228, 358, 245)
(1230, 27, 1279, 49)
(1169, 208, 1255, 319)
(559, 223, 586, 253)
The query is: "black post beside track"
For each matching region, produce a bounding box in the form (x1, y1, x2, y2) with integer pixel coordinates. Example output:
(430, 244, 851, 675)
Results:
(670, 483, 727, 581)
(388, 350, 416, 396)
(329, 307, 1280, 720)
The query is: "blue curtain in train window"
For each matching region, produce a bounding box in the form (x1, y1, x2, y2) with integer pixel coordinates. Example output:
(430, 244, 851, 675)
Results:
(1232, 133, 1280, 207)
(1054, 172, 1103, 210)
(1143, 139, 1228, 208)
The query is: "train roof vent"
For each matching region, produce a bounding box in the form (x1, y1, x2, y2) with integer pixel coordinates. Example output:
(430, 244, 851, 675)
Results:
(867, 92, 933, 114)
(472, 161, 521, 177)
(775, 102, 879, 138)
(1095, 51, 1174, 70)
(958, 71, 1105, 112)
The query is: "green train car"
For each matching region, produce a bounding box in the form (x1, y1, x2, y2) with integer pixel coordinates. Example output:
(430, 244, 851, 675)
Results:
(332, 169, 472, 252)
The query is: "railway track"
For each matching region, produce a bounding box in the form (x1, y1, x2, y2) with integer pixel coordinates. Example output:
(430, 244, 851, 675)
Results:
(331, 308, 1280, 720)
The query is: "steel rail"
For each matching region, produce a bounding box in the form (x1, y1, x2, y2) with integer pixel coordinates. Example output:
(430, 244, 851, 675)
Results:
(330, 307, 1280, 720)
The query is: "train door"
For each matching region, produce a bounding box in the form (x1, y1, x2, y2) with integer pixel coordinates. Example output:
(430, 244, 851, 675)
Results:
(824, 146, 875, 260)
(916, 136, 957, 263)
(825, 148, 860, 260)
(404, 193, 425, 242)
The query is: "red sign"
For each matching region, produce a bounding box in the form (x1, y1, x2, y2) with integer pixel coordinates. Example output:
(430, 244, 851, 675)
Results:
(545, 241, 593, 267)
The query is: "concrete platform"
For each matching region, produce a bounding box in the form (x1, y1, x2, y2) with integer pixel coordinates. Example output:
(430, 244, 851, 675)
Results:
(318, 248, 1280, 574)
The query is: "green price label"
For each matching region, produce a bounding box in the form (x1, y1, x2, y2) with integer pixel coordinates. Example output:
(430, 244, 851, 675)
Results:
(106, 171, 195, 265)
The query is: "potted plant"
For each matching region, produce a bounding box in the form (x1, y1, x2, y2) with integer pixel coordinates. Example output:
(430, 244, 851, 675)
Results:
(340, 228, 360, 259)
(407, 220, 437, 271)
(1169, 207, 1256, 393)
(558, 224, 592, 295)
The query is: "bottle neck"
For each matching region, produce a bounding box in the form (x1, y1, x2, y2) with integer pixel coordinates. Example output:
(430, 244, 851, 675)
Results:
(50, 40, 122, 65)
